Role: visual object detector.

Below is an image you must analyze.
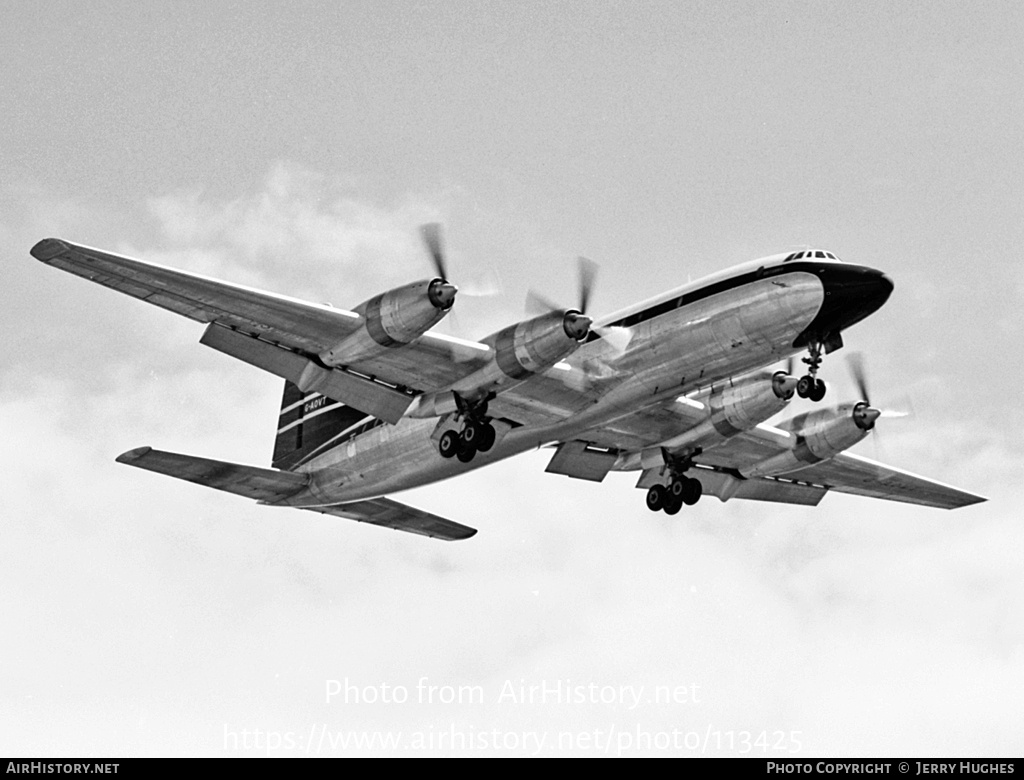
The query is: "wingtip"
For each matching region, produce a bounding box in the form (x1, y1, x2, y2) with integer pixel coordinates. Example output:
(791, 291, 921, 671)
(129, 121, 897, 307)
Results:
(30, 238, 71, 262)
(116, 446, 153, 464)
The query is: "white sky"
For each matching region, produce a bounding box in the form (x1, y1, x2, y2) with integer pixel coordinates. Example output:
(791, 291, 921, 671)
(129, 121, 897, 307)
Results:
(2, 1, 1022, 757)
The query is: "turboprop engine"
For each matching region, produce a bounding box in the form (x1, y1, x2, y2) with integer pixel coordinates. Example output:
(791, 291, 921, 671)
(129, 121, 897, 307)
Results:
(662, 370, 798, 453)
(320, 278, 456, 367)
(740, 401, 879, 479)
(320, 223, 457, 368)
(407, 255, 632, 419)
(611, 369, 797, 472)
(407, 307, 593, 418)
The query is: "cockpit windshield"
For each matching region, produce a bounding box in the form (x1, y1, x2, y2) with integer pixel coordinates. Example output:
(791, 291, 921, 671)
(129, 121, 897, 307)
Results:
(783, 250, 841, 262)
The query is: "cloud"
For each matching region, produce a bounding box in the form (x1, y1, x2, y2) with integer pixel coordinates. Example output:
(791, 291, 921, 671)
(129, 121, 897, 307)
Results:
(3, 166, 1022, 756)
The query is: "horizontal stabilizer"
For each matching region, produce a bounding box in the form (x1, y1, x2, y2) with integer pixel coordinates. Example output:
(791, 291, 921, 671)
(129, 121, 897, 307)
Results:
(116, 446, 309, 502)
(298, 498, 478, 541)
(116, 447, 476, 541)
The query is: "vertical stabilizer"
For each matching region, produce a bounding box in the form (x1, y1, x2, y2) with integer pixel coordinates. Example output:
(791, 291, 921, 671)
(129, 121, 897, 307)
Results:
(272, 381, 381, 470)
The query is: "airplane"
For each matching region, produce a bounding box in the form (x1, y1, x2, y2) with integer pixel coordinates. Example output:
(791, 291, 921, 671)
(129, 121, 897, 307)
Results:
(30, 227, 986, 540)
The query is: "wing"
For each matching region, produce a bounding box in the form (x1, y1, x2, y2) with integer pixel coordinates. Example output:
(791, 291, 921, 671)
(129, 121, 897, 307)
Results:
(31, 238, 491, 394)
(692, 425, 986, 509)
(116, 447, 476, 540)
(567, 397, 986, 510)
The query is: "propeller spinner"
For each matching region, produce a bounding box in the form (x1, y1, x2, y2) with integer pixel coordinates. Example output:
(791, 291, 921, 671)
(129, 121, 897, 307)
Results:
(846, 352, 908, 431)
(420, 223, 458, 310)
(526, 256, 632, 352)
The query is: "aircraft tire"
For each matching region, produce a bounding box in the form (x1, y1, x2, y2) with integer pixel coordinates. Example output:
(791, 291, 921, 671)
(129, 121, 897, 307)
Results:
(683, 477, 702, 505)
(476, 423, 496, 452)
(669, 478, 687, 501)
(439, 430, 460, 459)
(646, 484, 666, 512)
(809, 378, 827, 402)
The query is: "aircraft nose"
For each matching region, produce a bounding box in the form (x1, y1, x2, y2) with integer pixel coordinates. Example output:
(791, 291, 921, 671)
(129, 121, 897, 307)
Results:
(823, 265, 893, 327)
(794, 264, 894, 348)
(829, 265, 893, 309)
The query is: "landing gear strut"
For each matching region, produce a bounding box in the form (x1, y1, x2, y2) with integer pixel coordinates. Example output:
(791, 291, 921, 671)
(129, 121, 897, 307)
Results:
(645, 450, 703, 515)
(437, 394, 497, 463)
(796, 339, 827, 402)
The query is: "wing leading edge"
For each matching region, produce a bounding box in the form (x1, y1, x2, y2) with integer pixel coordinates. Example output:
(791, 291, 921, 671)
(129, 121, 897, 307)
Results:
(116, 447, 477, 540)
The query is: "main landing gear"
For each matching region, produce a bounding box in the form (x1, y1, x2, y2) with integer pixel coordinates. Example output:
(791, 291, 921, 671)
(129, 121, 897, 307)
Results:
(796, 340, 827, 402)
(437, 396, 497, 464)
(645, 451, 702, 515)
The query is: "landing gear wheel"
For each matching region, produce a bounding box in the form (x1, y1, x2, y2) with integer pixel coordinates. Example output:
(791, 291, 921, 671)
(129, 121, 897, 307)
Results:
(646, 484, 666, 512)
(809, 378, 826, 402)
(456, 445, 476, 463)
(797, 375, 813, 399)
(682, 477, 702, 506)
(460, 423, 480, 450)
(663, 498, 682, 516)
(476, 423, 496, 453)
(438, 430, 460, 459)
(669, 478, 687, 502)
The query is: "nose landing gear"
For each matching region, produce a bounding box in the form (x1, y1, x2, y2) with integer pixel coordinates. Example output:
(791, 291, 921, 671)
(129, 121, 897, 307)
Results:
(796, 340, 828, 402)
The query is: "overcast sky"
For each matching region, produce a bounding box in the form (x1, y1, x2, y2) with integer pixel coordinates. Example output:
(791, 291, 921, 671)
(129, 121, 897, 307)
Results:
(2, 1, 1022, 757)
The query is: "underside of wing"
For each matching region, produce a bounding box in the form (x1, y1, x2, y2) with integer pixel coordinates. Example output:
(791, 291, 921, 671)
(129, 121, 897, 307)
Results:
(694, 426, 987, 509)
(300, 498, 477, 541)
(32, 238, 361, 354)
(568, 391, 986, 509)
(31, 238, 492, 401)
(775, 450, 988, 509)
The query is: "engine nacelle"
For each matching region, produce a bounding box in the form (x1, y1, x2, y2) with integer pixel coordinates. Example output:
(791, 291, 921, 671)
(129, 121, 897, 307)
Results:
(659, 371, 797, 455)
(741, 401, 877, 479)
(407, 309, 590, 418)
(320, 278, 455, 367)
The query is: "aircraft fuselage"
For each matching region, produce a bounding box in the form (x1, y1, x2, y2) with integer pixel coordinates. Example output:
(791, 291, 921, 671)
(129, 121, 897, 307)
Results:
(277, 255, 893, 508)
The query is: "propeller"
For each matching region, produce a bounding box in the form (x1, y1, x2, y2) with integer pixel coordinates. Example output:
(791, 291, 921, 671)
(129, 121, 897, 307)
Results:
(845, 352, 911, 443)
(420, 223, 458, 310)
(526, 256, 633, 353)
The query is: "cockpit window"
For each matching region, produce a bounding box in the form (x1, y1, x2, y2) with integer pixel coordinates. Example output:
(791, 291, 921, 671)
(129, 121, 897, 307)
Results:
(825, 252, 836, 260)
(814, 251, 825, 258)
(784, 253, 796, 261)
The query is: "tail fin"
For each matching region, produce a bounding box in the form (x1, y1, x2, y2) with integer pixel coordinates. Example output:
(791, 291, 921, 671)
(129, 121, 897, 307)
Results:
(272, 381, 382, 470)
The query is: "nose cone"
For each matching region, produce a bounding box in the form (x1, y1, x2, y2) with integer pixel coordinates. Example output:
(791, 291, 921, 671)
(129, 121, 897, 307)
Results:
(853, 403, 881, 431)
(772, 372, 799, 399)
(428, 279, 458, 310)
(795, 265, 894, 348)
(562, 311, 593, 341)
